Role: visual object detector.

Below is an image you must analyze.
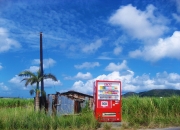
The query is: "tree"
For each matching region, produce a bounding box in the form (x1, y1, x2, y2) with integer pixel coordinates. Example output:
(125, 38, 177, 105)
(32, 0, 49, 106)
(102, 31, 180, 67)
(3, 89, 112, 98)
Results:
(18, 69, 57, 111)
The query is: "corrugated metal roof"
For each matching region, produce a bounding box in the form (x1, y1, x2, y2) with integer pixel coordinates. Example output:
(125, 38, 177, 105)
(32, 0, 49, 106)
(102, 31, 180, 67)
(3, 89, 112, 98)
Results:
(59, 90, 93, 98)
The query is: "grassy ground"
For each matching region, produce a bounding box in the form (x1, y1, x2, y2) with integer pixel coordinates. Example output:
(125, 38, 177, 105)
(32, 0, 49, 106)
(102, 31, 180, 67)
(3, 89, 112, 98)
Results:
(121, 96, 180, 129)
(0, 96, 180, 129)
(0, 106, 98, 129)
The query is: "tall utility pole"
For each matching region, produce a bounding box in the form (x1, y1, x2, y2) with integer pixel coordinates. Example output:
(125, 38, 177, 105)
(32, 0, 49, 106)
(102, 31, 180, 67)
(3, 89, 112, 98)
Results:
(40, 32, 44, 94)
(40, 32, 45, 110)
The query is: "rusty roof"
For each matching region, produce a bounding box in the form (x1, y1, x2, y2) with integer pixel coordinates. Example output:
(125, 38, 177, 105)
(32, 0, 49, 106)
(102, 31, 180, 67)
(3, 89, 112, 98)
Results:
(60, 90, 93, 98)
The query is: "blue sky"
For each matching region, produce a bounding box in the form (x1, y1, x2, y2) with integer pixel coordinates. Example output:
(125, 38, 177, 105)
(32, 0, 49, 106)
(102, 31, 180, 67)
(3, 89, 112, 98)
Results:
(0, 0, 180, 98)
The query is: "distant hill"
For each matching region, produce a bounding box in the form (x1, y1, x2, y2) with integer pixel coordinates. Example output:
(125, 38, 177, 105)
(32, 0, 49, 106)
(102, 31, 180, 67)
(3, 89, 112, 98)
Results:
(123, 89, 180, 97)
(122, 92, 138, 97)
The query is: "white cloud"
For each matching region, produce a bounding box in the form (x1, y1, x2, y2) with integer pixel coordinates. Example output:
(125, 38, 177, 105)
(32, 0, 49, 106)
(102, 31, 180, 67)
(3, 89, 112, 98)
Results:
(43, 58, 56, 68)
(105, 60, 128, 71)
(109, 4, 168, 40)
(113, 35, 128, 46)
(71, 80, 94, 94)
(82, 39, 102, 53)
(129, 31, 180, 61)
(0, 28, 21, 53)
(64, 72, 93, 80)
(28, 58, 56, 72)
(74, 62, 100, 69)
(9, 75, 23, 84)
(0, 63, 3, 70)
(70, 71, 129, 94)
(113, 46, 122, 55)
(32, 58, 56, 69)
(70, 70, 180, 94)
(29, 66, 39, 73)
(97, 56, 113, 60)
(64, 76, 73, 80)
(172, 0, 180, 22)
(32, 59, 40, 65)
(44, 79, 62, 87)
(0, 83, 10, 91)
(74, 72, 92, 80)
(71, 71, 134, 94)
(172, 13, 180, 22)
(9, 75, 62, 88)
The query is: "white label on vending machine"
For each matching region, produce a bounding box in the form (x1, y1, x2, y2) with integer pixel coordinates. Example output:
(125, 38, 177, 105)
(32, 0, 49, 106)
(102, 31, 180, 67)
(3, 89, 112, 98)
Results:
(101, 101, 108, 107)
(98, 81, 120, 100)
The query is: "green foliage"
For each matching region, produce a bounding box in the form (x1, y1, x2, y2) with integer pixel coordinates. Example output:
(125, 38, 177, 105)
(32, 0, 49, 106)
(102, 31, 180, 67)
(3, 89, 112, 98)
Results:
(81, 100, 91, 113)
(1, 97, 180, 129)
(0, 98, 33, 108)
(0, 102, 99, 130)
(139, 89, 180, 97)
(18, 69, 57, 95)
(122, 96, 180, 129)
(124, 89, 180, 97)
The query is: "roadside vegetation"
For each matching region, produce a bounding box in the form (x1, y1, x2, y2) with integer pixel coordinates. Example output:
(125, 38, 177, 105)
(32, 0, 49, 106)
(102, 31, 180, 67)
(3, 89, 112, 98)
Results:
(0, 98, 98, 130)
(122, 96, 180, 129)
(18, 69, 58, 111)
(0, 96, 180, 129)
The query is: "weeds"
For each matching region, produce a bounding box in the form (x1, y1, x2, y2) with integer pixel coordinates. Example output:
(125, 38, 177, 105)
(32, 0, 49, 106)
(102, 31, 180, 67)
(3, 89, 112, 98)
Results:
(0, 106, 98, 129)
(122, 96, 180, 129)
(0, 96, 180, 129)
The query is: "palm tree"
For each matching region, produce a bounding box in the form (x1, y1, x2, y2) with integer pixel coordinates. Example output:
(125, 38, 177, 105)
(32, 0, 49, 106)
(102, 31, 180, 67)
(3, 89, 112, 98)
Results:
(18, 69, 57, 111)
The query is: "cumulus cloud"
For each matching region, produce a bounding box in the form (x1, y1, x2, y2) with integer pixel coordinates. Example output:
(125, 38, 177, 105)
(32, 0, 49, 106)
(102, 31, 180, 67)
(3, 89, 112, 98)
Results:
(82, 39, 102, 53)
(71, 80, 94, 94)
(32, 58, 56, 68)
(74, 62, 100, 69)
(0, 82, 10, 91)
(0, 28, 21, 53)
(72, 70, 134, 94)
(129, 31, 180, 61)
(9, 75, 23, 84)
(9, 75, 61, 88)
(70, 70, 180, 94)
(74, 72, 92, 80)
(105, 60, 128, 71)
(44, 58, 56, 68)
(44, 79, 62, 87)
(28, 66, 39, 73)
(71, 71, 133, 94)
(109, 4, 168, 40)
(70, 61, 180, 94)
(17, 58, 57, 73)
(64, 72, 93, 80)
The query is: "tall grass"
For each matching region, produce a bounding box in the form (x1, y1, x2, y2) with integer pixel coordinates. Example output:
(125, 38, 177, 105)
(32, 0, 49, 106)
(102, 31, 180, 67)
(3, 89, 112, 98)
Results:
(0, 97, 180, 129)
(0, 103, 98, 130)
(122, 96, 180, 129)
(0, 98, 33, 108)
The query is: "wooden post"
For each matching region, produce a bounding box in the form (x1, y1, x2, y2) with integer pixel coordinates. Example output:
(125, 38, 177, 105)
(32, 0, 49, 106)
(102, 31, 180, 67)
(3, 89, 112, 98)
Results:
(40, 32, 45, 110)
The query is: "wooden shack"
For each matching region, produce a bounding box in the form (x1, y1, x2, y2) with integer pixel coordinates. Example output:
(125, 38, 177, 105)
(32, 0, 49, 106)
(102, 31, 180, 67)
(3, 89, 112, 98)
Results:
(47, 90, 93, 116)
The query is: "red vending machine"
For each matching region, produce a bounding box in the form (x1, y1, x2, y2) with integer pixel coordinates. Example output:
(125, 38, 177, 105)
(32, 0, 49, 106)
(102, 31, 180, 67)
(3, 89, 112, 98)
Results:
(93, 80, 122, 122)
